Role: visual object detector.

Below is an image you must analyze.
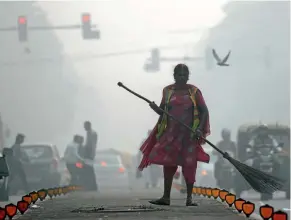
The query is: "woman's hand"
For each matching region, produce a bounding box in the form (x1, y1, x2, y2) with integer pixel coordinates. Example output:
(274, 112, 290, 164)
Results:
(195, 128, 203, 139)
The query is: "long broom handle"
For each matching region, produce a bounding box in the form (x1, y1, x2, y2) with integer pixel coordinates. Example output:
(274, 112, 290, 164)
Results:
(117, 82, 225, 156)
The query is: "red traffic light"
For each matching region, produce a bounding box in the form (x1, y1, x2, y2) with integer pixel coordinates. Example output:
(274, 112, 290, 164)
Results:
(18, 16, 27, 24)
(82, 14, 91, 22)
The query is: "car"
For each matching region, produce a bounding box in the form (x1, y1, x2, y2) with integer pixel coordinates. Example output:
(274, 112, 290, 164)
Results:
(234, 123, 290, 200)
(93, 153, 130, 190)
(9, 143, 63, 194)
(0, 149, 10, 201)
(196, 148, 217, 187)
(59, 158, 71, 186)
(196, 161, 216, 187)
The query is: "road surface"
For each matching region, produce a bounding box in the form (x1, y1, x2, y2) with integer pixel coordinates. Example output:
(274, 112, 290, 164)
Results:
(0, 178, 288, 219)
(11, 187, 251, 220)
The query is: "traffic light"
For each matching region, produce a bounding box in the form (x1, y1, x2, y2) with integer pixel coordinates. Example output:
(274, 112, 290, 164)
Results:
(205, 47, 214, 70)
(81, 13, 100, 40)
(151, 48, 160, 70)
(17, 16, 28, 42)
(143, 48, 160, 72)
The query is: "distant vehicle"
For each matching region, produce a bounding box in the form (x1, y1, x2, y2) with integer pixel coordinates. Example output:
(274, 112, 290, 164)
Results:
(9, 143, 63, 194)
(214, 150, 236, 190)
(195, 148, 217, 187)
(234, 123, 290, 200)
(94, 153, 130, 189)
(0, 149, 10, 201)
(196, 160, 216, 187)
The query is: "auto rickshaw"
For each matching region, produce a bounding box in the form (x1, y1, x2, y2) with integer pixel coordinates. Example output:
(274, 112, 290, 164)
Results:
(234, 123, 290, 200)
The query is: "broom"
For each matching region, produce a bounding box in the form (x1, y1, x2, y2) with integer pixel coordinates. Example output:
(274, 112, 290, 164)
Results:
(117, 82, 286, 194)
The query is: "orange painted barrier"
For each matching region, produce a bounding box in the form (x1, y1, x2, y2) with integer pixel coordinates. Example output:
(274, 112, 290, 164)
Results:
(172, 183, 288, 220)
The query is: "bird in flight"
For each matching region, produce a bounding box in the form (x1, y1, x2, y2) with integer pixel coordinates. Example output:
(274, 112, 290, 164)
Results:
(212, 49, 231, 66)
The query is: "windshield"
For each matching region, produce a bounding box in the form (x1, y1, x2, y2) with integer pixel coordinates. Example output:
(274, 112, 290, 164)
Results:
(273, 135, 290, 148)
(22, 145, 53, 160)
(95, 154, 120, 166)
(199, 163, 214, 170)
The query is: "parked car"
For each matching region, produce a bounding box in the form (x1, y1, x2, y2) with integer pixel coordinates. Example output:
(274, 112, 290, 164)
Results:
(9, 143, 63, 194)
(0, 148, 11, 201)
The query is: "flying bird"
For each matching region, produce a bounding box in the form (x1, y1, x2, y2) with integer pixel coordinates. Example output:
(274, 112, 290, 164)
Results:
(212, 49, 231, 66)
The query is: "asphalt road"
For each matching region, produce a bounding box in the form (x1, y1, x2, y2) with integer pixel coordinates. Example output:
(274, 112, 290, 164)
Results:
(0, 175, 289, 220)
(15, 188, 249, 220)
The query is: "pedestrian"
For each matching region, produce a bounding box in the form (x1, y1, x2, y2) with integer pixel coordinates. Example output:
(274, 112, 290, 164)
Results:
(138, 64, 211, 206)
(83, 121, 98, 160)
(64, 135, 84, 185)
(78, 136, 85, 158)
(83, 121, 98, 191)
(8, 133, 29, 193)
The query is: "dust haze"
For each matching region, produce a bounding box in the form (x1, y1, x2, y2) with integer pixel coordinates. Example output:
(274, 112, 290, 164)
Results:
(0, 0, 289, 154)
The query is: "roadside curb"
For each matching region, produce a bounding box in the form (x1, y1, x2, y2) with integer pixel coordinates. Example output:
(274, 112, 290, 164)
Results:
(172, 183, 288, 220)
(0, 185, 81, 220)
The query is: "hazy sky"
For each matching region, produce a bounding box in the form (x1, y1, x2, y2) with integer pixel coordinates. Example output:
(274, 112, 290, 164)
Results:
(34, 0, 233, 152)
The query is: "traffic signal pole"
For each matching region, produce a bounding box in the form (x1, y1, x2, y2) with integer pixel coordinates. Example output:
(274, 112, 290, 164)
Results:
(0, 13, 100, 42)
(144, 48, 213, 72)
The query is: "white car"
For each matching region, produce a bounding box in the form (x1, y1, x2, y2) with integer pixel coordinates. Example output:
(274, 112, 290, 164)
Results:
(93, 153, 130, 190)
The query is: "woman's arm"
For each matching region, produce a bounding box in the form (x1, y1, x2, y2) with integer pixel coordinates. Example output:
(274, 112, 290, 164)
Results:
(196, 90, 209, 131)
(151, 88, 166, 116)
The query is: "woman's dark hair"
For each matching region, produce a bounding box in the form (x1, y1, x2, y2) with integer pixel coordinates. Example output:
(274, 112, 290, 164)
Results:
(174, 63, 189, 75)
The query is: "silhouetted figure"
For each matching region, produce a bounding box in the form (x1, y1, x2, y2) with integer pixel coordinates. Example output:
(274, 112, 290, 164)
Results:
(83, 121, 98, 160)
(248, 124, 279, 150)
(215, 129, 236, 157)
(64, 135, 83, 185)
(83, 121, 98, 191)
(8, 134, 29, 193)
(138, 64, 211, 206)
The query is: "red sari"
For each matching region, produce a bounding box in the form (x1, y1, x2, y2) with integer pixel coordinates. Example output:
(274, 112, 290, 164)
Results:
(138, 84, 210, 175)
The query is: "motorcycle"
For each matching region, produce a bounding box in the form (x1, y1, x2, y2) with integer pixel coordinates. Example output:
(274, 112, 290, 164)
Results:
(147, 165, 161, 188)
(247, 144, 281, 200)
(214, 150, 235, 190)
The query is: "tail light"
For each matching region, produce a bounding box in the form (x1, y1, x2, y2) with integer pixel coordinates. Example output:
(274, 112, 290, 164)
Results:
(100, 161, 107, 167)
(52, 158, 58, 169)
(75, 162, 83, 169)
(201, 170, 207, 176)
(119, 167, 125, 173)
